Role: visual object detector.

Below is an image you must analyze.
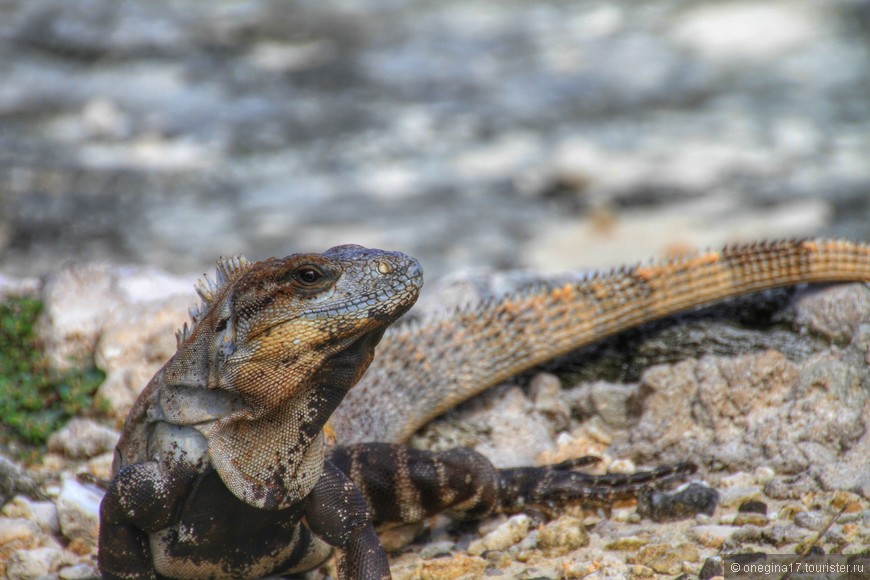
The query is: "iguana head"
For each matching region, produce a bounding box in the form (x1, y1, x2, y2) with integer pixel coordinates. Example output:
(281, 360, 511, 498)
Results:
(129, 245, 423, 509)
(201, 244, 423, 411)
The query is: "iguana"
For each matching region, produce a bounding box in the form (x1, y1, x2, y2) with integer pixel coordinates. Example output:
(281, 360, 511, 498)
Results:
(99, 239, 870, 578)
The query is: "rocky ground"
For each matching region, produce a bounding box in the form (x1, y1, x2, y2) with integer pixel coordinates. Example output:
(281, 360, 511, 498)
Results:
(2, 0, 870, 578)
(1, 261, 869, 578)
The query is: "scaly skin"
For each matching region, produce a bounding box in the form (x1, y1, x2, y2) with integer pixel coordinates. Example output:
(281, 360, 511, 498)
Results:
(101, 238, 870, 579)
(333, 239, 870, 444)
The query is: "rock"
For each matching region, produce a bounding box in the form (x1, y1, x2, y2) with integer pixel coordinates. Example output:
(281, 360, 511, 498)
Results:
(794, 510, 827, 531)
(692, 525, 739, 549)
(529, 373, 570, 431)
(719, 472, 757, 489)
(481, 549, 512, 569)
(566, 380, 639, 431)
(628, 542, 700, 575)
(467, 514, 531, 556)
(378, 523, 421, 553)
(6, 546, 64, 579)
(85, 452, 115, 482)
(37, 263, 120, 372)
(0, 457, 43, 505)
(764, 475, 818, 500)
(618, 344, 870, 497)
(754, 467, 776, 485)
(418, 540, 454, 560)
(537, 516, 589, 556)
(1, 497, 59, 534)
(717, 486, 763, 509)
(637, 483, 719, 522)
(604, 536, 648, 551)
(417, 554, 486, 580)
(55, 476, 103, 550)
(58, 563, 100, 579)
(0, 274, 39, 300)
(38, 262, 195, 419)
(47, 418, 119, 460)
(469, 386, 555, 468)
(94, 291, 193, 419)
(792, 284, 870, 343)
(737, 500, 768, 515)
(698, 556, 724, 580)
(0, 517, 40, 548)
(733, 513, 769, 527)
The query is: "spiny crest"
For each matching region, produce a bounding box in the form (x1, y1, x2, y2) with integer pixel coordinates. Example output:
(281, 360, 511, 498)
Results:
(176, 255, 253, 347)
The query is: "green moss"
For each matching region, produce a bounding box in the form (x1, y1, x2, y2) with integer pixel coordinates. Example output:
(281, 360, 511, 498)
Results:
(0, 296, 106, 447)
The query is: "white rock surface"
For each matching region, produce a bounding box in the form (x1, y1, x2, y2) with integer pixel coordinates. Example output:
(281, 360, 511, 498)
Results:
(1, 496, 59, 534)
(47, 418, 119, 460)
(37, 262, 196, 419)
(55, 476, 104, 549)
(58, 562, 100, 579)
(0, 517, 41, 547)
(6, 546, 65, 579)
(470, 385, 555, 468)
(467, 514, 531, 556)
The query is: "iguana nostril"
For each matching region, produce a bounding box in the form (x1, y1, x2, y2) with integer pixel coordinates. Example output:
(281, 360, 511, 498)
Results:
(377, 260, 393, 275)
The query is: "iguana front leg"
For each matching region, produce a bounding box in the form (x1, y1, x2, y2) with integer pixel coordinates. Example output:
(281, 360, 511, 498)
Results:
(305, 461, 390, 579)
(99, 461, 196, 579)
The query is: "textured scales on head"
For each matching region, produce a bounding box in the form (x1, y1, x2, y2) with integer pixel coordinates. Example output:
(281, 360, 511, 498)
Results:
(175, 255, 253, 347)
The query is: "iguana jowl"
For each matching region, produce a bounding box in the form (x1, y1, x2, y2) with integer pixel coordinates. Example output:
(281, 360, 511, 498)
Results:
(99, 239, 870, 578)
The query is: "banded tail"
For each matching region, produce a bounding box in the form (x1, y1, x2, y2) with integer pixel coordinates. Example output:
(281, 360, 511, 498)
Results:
(333, 239, 870, 444)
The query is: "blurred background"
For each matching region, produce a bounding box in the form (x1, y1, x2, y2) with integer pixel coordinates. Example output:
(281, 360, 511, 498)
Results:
(1, 0, 869, 285)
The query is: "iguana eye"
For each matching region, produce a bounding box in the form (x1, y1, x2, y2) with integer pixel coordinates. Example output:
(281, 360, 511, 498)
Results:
(294, 266, 324, 286)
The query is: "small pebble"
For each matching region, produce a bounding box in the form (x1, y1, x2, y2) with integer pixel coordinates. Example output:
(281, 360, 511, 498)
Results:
(628, 543, 699, 575)
(605, 536, 648, 551)
(467, 514, 530, 556)
(637, 483, 718, 521)
(716, 486, 762, 508)
(733, 512, 769, 527)
(794, 510, 827, 531)
(537, 516, 589, 556)
(737, 500, 767, 515)
(692, 525, 739, 549)
(59, 563, 100, 579)
(2, 496, 60, 534)
(6, 546, 64, 578)
(698, 556, 724, 580)
(0, 517, 40, 547)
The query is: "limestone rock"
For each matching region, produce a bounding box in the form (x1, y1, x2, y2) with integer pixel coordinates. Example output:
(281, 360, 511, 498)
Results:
(537, 516, 589, 556)
(55, 476, 103, 550)
(619, 345, 870, 496)
(6, 546, 65, 579)
(469, 385, 556, 469)
(0, 517, 41, 548)
(37, 262, 195, 419)
(1, 497, 59, 534)
(58, 563, 100, 579)
(628, 542, 700, 575)
(0, 457, 43, 505)
(47, 418, 119, 460)
(792, 284, 870, 343)
(467, 514, 531, 556)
